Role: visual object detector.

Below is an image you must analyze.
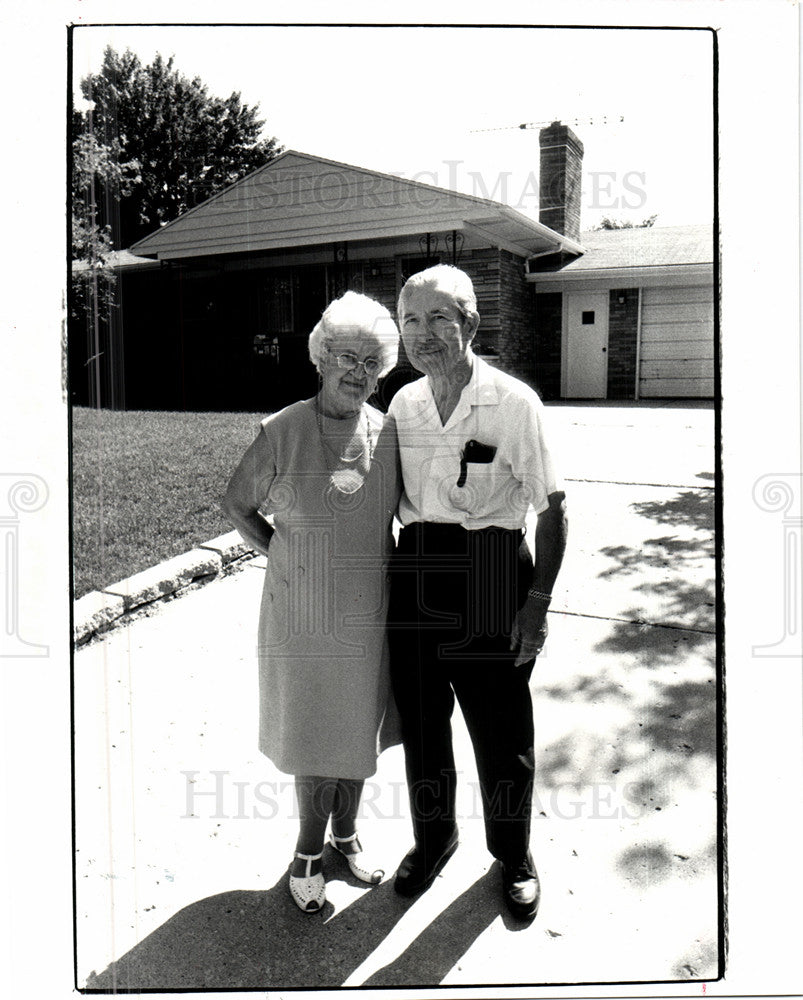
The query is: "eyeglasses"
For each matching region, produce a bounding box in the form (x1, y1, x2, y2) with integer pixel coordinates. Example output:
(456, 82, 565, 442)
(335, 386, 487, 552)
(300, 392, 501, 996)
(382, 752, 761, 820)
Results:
(334, 353, 382, 376)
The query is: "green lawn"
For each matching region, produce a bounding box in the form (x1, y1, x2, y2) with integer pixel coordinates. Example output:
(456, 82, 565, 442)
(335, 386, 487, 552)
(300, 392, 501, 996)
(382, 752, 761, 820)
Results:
(71, 408, 267, 598)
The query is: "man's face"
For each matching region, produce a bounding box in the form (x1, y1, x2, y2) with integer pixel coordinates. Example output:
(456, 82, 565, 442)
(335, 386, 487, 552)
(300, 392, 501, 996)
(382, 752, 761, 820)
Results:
(399, 281, 479, 378)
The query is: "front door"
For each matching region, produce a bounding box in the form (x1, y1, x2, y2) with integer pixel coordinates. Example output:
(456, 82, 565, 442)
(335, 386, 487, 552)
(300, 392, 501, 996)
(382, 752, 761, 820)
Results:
(565, 291, 609, 398)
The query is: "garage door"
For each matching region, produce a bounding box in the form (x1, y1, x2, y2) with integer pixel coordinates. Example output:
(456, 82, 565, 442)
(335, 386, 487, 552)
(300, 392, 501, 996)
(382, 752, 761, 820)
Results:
(639, 285, 714, 397)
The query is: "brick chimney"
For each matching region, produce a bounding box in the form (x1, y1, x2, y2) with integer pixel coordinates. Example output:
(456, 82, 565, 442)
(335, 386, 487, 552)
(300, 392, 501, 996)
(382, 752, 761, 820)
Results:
(539, 122, 584, 243)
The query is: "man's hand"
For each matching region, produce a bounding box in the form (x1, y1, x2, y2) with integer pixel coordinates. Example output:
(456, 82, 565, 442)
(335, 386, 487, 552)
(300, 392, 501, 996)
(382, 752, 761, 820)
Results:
(510, 488, 567, 667)
(510, 595, 549, 667)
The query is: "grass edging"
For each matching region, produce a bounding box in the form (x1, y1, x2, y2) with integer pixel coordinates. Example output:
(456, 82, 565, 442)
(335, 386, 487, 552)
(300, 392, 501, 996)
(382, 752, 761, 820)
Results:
(73, 529, 256, 647)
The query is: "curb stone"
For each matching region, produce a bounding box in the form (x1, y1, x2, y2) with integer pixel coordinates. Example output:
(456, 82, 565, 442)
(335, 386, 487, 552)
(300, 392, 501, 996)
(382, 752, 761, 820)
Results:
(104, 549, 224, 611)
(73, 591, 128, 644)
(198, 531, 253, 563)
(73, 529, 256, 647)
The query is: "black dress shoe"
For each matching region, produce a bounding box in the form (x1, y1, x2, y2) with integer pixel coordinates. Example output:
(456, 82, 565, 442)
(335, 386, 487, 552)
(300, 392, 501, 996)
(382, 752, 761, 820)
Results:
(394, 830, 459, 897)
(500, 852, 541, 921)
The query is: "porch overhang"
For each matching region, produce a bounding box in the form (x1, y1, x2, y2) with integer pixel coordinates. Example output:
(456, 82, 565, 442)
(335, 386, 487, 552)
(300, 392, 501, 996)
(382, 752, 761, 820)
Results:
(528, 262, 714, 291)
(132, 212, 582, 263)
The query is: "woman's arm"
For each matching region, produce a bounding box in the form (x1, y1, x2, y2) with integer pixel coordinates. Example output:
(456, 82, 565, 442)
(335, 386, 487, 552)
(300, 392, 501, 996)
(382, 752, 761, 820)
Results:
(222, 429, 277, 557)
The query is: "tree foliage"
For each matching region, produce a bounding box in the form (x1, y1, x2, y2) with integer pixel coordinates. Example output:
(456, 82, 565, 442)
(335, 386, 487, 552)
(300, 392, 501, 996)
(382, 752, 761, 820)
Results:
(70, 127, 140, 320)
(594, 214, 659, 230)
(74, 46, 283, 250)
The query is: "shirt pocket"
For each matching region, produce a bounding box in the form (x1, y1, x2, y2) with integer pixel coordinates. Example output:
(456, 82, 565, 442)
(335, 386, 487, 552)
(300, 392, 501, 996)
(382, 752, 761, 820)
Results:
(448, 453, 499, 513)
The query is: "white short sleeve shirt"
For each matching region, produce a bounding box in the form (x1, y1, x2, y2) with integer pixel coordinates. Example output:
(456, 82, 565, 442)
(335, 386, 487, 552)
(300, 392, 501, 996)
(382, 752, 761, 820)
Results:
(388, 357, 562, 529)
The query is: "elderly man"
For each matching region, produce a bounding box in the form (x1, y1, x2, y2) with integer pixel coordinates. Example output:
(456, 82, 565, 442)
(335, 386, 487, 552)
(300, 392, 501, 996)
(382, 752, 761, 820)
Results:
(387, 264, 567, 921)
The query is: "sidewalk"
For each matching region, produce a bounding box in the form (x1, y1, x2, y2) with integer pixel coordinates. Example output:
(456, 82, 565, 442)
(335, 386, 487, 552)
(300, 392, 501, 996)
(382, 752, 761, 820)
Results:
(74, 403, 718, 990)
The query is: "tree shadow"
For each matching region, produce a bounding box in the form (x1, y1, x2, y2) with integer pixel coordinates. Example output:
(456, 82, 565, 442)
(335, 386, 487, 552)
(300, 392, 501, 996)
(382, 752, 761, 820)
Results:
(533, 482, 720, 978)
(617, 841, 674, 887)
(631, 489, 714, 532)
(596, 484, 716, 638)
(599, 535, 714, 577)
(595, 600, 714, 653)
(617, 837, 720, 980)
(639, 678, 718, 758)
(547, 671, 625, 700)
(84, 858, 417, 990)
(536, 628, 716, 795)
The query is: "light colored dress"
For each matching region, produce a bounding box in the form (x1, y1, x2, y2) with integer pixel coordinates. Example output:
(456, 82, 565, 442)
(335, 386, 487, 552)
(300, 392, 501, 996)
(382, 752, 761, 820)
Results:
(256, 399, 400, 779)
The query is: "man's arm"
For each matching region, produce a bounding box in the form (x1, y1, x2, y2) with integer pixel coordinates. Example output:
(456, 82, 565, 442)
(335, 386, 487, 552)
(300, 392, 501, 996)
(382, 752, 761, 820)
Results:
(532, 488, 568, 595)
(510, 489, 568, 666)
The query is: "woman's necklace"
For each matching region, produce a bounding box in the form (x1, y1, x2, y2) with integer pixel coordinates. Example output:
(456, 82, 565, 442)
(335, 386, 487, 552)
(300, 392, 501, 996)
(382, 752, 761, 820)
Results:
(330, 412, 372, 463)
(314, 397, 375, 494)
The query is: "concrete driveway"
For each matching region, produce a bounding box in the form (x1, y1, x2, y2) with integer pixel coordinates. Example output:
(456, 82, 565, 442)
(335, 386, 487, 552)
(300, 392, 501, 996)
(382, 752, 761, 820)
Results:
(74, 401, 719, 990)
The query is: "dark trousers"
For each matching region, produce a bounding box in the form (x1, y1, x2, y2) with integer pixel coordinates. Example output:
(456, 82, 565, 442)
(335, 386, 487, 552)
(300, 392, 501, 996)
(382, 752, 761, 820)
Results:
(388, 521, 536, 867)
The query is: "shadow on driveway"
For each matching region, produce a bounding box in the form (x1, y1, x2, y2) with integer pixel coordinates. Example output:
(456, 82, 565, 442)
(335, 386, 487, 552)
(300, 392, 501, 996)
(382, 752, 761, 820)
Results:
(597, 486, 715, 643)
(85, 863, 506, 990)
(363, 868, 508, 986)
(537, 482, 718, 806)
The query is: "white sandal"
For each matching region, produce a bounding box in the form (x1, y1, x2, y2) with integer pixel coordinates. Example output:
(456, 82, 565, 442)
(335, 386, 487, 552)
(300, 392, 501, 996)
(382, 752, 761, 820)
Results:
(288, 850, 325, 913)
(329, 832, 384, 884)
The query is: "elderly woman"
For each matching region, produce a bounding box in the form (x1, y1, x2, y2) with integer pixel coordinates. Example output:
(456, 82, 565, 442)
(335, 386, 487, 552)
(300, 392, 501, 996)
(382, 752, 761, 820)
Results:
(224, 291, 401, 913)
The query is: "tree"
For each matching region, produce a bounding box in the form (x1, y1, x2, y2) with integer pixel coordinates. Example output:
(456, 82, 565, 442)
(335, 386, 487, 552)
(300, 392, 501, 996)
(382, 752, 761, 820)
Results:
(74, 46, 283, 249)
(593, 214, 659, 230)
(71, 118, 140, 321)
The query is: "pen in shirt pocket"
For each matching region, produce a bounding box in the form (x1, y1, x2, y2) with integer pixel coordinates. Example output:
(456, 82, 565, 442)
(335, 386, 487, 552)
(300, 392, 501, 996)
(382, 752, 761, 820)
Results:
(456, 439, 497, 487)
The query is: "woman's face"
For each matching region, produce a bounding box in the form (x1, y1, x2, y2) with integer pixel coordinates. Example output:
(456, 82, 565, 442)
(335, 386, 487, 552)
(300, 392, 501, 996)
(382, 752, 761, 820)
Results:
(318, 331, 386, 415)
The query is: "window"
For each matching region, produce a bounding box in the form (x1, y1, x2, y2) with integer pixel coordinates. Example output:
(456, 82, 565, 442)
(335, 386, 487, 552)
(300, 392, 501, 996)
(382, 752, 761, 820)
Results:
(260, 274, 294, 334)
(582, 311, 595, 324)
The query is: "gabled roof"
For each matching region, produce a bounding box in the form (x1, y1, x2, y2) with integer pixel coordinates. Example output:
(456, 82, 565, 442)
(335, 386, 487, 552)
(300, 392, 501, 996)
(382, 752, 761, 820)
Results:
(537, 223, 713, 273)
(130, 150, 584, 261)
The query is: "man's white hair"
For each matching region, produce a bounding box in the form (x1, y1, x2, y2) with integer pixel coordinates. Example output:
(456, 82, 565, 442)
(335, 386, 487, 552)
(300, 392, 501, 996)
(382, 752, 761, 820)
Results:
(397, 264, 479, 322)
(308, 291, 399, 376)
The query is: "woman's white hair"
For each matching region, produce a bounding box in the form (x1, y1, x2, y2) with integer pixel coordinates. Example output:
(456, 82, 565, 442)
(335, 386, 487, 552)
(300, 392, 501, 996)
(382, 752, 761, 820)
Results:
(308, 291, 399, 377)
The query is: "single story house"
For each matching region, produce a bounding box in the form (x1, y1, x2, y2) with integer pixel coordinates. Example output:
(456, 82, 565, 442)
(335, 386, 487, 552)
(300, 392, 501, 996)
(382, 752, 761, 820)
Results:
(69, 123, 714, 410)
(530, 223, 714, 400)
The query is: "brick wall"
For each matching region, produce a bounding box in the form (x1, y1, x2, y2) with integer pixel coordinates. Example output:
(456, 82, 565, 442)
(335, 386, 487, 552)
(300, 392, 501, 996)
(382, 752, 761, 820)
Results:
(495, 250, 537, 387)
(607, 288, 639, 399)
(461, 248, 501, 343)
(533, 292, 562, 400)
(538, 124, 584, 244)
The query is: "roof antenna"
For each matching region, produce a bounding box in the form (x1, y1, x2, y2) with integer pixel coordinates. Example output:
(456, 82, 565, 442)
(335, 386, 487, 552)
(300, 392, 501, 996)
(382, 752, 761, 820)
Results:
(470, 115, 624, 134)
